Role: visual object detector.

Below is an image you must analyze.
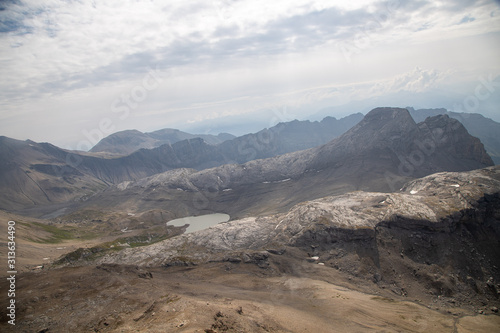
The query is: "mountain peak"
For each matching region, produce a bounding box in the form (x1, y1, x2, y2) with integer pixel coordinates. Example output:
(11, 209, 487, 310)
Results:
(328, 107, 417, 153)
(359, 107, 416, 130)
(365, 107, 411, 120)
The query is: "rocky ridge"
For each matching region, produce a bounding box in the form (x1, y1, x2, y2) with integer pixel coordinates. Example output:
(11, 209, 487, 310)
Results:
(1, 108, 493, 218)
(408, 107, 500, 164)
(53, 166, 495, 314)
(92, 166, 500, 266)
(77, 108, 493, 220)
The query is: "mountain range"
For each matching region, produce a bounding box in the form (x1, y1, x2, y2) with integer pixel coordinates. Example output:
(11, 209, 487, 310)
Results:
(1, 107, 492, 219)
(78, 107, 492, 220)
(1, 106, 499, 333)
(89, 113, 364, 161)
(89, 107, 500, 166)
(90, 128, 235, 155)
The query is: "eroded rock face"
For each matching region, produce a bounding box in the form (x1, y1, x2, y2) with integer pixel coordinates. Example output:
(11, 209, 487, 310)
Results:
(59, 166, 500, 307)
(77, 108, 494, 221)
(94, 167, 500, 265)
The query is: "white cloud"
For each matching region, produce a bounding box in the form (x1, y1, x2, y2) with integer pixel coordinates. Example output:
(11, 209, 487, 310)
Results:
(377, 67, 448, 94)
(0, 0, 500, 147)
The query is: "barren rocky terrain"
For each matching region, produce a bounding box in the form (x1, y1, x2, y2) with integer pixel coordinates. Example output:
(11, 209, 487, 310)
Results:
(1, 108, 499, 332)
(1, 166, 499, 332)
(2, 263, 500, 333)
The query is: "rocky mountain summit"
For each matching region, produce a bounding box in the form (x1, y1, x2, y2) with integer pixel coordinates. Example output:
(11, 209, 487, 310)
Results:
(80, 107, 493, 219)
(0, 107, 493, 218)
(408, 107, 500, 164)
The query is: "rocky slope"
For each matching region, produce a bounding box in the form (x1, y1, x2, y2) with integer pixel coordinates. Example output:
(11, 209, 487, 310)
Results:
(1, 108, 493, 217)
(408, 107, 500, 164)
(0, 137, 108, 211)
(53, 166, 500, 327)
(78, 108, 493, 219)
(2, 169, 499, 333)
(91, 166, 500, 265)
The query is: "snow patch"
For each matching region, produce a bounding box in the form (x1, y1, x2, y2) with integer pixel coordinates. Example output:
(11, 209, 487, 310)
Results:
(410, 190, 418, 195)
(275, 219, 285, 230)
(450, 184, 460, 188)
(117, 181, 132, 190)
(263, 178, 291, 184)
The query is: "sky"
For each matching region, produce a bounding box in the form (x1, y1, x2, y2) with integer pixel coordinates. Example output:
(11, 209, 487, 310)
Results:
(0, 0, 499, 150)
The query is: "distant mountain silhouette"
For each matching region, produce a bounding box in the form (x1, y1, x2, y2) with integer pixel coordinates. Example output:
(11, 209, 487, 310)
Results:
(90, 129, 235, 155)
(90, 114, 364, 160)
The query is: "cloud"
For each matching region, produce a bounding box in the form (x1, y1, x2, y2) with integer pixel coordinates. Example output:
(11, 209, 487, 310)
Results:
(381, 67, 447, 93)
(0, 0, 500, 147)
(2, 0, 499, 99)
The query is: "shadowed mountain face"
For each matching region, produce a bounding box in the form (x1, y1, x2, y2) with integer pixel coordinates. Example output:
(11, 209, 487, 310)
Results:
(408, 107, 500, 165)
(0, 137, 108, 211)
(75, 108, 494, 220)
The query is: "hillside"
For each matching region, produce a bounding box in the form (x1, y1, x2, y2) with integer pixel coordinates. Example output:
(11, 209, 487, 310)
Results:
(4, 167, 499, 333)
(75, 108, 493, 220)
(408, 107, 500, 164)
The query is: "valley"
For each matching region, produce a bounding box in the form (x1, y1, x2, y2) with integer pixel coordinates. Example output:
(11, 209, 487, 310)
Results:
(0, 107, 499, 332)
(2, 1, 500, 331)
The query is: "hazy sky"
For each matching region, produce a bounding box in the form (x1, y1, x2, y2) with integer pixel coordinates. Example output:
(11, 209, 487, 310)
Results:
(1, 0, 499, 149)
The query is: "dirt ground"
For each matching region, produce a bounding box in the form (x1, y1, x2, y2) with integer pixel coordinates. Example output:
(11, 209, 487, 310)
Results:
(1, 208, 500, 333)
(1, 262, 499, 333)
(0, 210, 176, 273)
